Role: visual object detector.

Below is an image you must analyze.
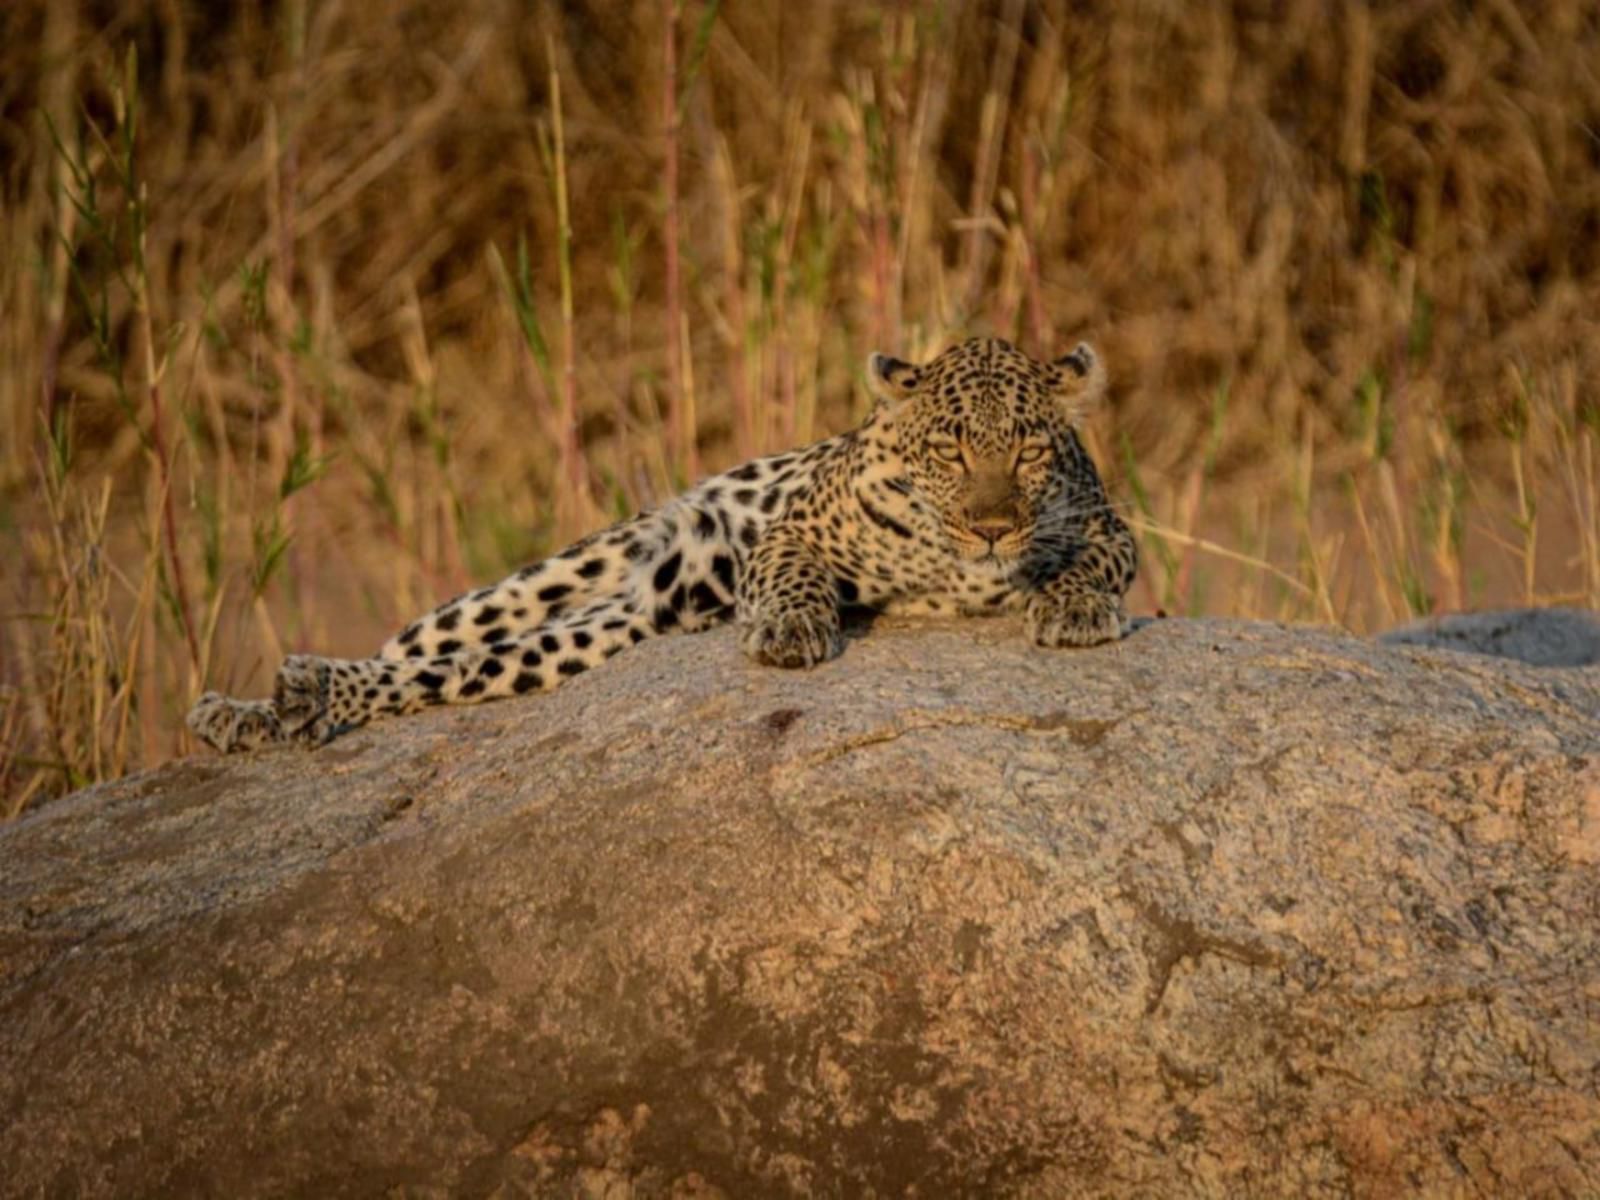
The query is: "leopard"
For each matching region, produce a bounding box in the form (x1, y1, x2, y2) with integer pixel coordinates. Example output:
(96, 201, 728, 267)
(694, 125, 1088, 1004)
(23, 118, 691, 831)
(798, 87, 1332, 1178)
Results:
(187, 336, 1138, 753)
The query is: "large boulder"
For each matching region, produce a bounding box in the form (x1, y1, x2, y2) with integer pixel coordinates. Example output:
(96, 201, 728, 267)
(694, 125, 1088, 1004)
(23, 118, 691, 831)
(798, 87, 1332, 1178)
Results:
(2, 617, 1597, 1197)
(1379, 605, 1600, 667)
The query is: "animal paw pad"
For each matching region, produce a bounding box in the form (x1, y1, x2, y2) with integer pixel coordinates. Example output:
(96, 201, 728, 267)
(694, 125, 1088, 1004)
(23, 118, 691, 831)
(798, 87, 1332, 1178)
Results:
(739, 611, 844, 669)
(186, 693, 283, 754)
(1026, 592, 1126, 648)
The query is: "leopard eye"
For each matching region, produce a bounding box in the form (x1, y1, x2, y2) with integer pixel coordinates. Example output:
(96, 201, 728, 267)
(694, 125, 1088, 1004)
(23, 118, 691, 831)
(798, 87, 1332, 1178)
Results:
(930, 442, 964, 465)
(1016, 444, 1052, 466)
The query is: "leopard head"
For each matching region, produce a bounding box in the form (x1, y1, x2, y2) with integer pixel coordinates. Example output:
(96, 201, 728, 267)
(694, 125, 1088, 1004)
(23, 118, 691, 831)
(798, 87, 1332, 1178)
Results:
(866, 336, 1107, 564)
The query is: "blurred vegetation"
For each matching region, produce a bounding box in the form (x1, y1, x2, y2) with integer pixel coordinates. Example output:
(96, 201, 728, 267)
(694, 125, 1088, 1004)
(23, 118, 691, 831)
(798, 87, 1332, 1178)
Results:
(2, 0, 1597, 813)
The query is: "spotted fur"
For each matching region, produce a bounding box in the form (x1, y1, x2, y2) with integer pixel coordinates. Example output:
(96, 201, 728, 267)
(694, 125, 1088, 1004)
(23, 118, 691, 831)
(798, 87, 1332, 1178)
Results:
(188, 337, 1138, 752)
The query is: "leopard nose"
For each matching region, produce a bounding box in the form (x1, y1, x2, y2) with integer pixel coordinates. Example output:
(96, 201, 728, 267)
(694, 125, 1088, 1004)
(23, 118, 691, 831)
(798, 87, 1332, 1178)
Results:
(970, 516, 1017, 544)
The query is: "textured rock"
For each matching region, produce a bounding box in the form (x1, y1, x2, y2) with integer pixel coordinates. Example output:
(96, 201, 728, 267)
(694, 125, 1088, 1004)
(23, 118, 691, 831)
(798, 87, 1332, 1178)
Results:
(1379, 606, 1600, 667)
(2, 617, 1598, 1197)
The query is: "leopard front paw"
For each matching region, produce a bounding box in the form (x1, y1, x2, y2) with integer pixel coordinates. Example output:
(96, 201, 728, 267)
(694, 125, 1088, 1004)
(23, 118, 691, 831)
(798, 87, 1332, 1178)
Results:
(1026, 590, 1126, 648)
(186, 692, 284, 754)
(273, 654, 335, 741)
(739, 608, 844, 669)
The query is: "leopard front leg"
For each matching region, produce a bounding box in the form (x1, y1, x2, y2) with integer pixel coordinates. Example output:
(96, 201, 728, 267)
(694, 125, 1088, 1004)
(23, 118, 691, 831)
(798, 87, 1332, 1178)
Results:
(1025, 510, 1138, 649)
(736, 529, 844, 668)
(1026, 587, 1128, 647)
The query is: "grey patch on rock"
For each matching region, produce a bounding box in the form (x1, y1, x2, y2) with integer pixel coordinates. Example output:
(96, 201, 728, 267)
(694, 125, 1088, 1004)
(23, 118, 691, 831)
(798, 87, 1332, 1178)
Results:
(2, 617, 1598, 1197)
(1379, 606, 1600, 667)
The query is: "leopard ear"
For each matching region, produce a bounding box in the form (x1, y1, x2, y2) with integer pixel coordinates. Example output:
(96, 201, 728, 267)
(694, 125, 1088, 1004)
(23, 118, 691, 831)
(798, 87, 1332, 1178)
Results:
(867, 352, 922, 408)
(1048, 341, 1107, 419)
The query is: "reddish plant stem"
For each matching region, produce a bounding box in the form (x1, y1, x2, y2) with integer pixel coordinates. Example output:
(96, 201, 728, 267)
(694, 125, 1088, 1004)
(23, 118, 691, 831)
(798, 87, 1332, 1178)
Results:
(546, 33, 589, 528)
(1019, 141, 1051, 356)
(662, 0, 693, 480)
(146, 369, 200, 670)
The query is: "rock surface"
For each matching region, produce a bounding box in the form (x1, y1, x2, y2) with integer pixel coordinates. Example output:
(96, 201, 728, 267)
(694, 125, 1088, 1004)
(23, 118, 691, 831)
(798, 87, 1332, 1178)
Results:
(1379, 605, 1600, 667)
(2, 617, 1598, 1198)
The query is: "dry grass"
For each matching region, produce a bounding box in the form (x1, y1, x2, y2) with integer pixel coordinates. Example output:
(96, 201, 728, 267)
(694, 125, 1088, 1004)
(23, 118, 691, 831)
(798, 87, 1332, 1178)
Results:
(2, 0, 1597, 815)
